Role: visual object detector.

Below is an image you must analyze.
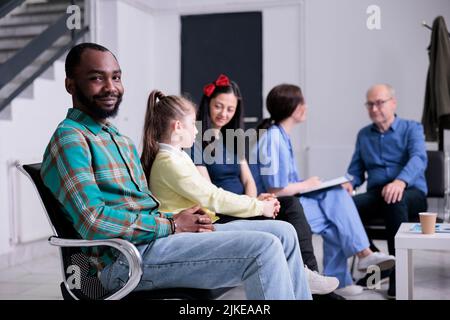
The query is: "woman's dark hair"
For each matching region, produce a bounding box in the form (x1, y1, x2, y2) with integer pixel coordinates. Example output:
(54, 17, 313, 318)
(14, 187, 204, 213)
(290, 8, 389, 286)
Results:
(140, 90, 195, 179)
(197, 76, 244, 149)
(257, 84, 305, 131)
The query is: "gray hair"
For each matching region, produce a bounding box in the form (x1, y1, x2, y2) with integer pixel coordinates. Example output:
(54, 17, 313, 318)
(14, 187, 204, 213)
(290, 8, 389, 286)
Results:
(367, 84, 396, 98)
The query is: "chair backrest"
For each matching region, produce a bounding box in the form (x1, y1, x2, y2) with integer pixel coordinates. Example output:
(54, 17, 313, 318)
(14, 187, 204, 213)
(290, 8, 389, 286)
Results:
(21, 163, 80, 239)
(425, 150, 446, 198)
(21, 163, 109, 300)
(438, 114, 450, 151)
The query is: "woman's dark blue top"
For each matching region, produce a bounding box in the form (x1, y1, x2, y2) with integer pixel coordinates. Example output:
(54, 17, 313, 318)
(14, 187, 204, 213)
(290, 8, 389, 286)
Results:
(188, 141, 245, 195)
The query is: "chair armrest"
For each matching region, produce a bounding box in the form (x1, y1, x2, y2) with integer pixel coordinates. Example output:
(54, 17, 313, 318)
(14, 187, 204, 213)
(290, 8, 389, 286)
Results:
(49, 237, 143, 300)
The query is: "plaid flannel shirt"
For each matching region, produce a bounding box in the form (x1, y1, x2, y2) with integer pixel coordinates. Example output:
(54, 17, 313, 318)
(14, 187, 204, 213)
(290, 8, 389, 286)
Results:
(41, 108, 174, 269)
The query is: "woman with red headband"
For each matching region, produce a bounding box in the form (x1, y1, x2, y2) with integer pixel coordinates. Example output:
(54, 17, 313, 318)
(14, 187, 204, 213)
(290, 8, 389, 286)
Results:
(191, 74, 342, 299)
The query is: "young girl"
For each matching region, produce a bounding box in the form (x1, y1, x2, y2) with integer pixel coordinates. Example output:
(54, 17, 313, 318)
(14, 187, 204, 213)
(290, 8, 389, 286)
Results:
(140, 89, 335, 297)
(140, 90, 278, 222)
(193, 74, 341, 298)
(250, 83, 396, 295)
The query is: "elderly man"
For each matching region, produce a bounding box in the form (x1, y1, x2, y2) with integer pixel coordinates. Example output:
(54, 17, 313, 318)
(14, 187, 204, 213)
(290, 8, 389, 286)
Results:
(343, 84, 428, 299)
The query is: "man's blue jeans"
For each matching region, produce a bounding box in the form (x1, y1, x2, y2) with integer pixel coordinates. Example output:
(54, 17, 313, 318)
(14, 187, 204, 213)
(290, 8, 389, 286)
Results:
(100, 220, 312, 300)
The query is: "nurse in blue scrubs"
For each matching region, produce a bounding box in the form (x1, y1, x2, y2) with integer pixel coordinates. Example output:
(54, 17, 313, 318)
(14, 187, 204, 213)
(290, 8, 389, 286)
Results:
(250, 84, 395, 293)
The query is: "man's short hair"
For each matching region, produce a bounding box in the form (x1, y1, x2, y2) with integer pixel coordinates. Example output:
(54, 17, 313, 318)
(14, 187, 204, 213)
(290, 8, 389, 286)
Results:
(366, 83, 396, 98)
(65, 43, 116, 78)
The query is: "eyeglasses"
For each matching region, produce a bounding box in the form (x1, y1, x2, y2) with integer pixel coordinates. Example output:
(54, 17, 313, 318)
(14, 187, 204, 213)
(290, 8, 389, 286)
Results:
(365, 98, 392, 109)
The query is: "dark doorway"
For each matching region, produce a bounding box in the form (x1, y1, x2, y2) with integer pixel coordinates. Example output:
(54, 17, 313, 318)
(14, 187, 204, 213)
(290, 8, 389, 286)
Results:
(181, 12, 262, 129)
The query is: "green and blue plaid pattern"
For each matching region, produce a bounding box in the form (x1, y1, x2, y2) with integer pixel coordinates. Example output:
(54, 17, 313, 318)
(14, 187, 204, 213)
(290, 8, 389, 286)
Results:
(41, 108, 173, 268)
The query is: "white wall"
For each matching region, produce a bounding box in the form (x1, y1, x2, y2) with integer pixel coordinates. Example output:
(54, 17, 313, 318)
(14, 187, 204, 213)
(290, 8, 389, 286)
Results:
(115, 1, 154, 149)
(304, 0, 450, 179)
(93, 0, 154, 149)
(153, 13, 180, 95)
(262, 4, 307, 174)
(0, 62, 70, 258)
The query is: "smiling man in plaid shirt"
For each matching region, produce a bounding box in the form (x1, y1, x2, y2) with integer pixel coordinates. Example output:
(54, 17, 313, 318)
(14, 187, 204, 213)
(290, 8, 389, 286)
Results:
(40, 42, 311, 300)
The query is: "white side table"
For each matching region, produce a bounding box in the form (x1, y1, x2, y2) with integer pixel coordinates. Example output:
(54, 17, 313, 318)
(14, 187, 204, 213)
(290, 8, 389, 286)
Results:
(395, 222, 450, 300)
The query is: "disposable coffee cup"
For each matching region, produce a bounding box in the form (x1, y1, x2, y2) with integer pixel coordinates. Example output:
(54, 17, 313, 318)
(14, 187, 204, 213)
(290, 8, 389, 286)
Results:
(419, 212, 438, 234)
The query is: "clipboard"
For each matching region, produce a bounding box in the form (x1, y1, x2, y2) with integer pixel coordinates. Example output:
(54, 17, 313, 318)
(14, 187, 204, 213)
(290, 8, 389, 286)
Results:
(296, 174, 353, 195)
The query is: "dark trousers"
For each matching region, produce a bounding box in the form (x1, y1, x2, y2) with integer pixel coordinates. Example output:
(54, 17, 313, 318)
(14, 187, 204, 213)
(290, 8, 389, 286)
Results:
(353, 187, 427, 292)
(215, 196, 319, 272)
(353, 187, 427, 255)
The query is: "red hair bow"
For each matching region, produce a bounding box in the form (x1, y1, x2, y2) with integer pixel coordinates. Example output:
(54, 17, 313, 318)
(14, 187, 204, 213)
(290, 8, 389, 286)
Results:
(203, 74, 231, 97)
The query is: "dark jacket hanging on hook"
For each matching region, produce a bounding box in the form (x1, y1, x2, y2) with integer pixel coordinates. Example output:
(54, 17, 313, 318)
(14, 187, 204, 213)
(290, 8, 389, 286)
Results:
(421, 16, 450, 142)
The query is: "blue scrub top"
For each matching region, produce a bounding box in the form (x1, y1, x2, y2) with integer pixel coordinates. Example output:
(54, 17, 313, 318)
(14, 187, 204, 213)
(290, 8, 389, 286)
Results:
(250, 124, 301, 194)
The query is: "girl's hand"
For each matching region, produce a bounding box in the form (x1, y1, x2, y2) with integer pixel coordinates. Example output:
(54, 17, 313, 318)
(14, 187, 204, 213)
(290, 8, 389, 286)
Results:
(261, 199, 279, 219)
(257, 193, 277, 201)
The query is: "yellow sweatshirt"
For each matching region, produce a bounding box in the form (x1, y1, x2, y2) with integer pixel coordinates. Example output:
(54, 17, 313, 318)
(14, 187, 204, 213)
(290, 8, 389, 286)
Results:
(149, 143, 264, 220)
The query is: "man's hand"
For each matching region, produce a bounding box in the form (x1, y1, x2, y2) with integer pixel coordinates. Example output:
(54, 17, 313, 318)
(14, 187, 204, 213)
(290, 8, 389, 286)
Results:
(172, 205, 215, 233)
(342, 182, 354, 196)
(381, 179, 407, 204)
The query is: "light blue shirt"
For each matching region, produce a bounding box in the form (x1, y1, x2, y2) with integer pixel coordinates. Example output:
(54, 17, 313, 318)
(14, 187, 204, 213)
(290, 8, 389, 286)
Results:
(250, 125, 301, 194)
(347, 116, 428, 195)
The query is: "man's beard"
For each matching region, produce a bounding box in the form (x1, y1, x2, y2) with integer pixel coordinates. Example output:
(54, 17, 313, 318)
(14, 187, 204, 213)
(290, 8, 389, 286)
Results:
(75, 84, 122, 120)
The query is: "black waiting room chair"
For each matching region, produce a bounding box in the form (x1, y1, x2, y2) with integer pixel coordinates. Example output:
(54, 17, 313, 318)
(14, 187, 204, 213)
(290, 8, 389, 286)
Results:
(17, 162, 232, 300)
(425, 150, 449, 221)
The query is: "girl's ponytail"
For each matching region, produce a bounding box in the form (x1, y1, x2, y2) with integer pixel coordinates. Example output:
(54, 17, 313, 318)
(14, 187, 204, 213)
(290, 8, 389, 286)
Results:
(141, 90, 195, 179)
(141, 90, 163, 179)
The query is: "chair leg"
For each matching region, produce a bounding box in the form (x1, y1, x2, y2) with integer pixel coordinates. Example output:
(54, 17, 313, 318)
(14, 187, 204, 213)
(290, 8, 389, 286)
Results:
(369, 241, 380, 252)
(60, 282, 76, 300)
(445, 192, 450, 223)
(445, 152, 450, 222)
(350, 256, 356, 281)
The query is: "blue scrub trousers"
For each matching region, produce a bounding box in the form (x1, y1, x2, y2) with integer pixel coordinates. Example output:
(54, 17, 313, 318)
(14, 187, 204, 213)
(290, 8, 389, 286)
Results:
(300, 186, 370, 287)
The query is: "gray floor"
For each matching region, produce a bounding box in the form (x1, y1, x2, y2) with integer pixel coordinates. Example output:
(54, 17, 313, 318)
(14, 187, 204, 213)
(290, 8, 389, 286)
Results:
(1, 236, 450, 300)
